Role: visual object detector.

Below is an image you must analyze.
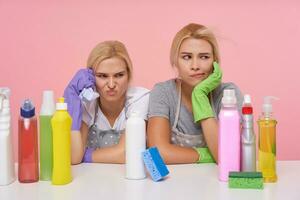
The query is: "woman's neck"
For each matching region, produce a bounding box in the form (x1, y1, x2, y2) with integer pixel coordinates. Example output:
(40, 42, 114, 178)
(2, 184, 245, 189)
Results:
(99, 96, 126, 124)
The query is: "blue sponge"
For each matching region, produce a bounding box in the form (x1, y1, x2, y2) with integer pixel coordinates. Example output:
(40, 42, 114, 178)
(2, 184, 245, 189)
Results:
(142, 147, 169, 181)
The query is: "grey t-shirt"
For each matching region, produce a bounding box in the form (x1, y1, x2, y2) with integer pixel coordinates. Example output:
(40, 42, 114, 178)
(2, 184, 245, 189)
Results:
(148, 79, 243, 147)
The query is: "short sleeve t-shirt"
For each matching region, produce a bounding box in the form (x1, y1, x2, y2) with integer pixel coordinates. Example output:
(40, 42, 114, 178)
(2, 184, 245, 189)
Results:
(148, 79, 243, 145)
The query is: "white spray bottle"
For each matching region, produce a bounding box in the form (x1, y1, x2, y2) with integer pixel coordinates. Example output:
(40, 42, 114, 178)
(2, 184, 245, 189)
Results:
(0, 87, 16, 185)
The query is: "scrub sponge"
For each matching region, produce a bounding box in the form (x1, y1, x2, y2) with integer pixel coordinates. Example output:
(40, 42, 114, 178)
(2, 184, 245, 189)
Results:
(228, 172, 264, 189)
(142, 147, 169, 181)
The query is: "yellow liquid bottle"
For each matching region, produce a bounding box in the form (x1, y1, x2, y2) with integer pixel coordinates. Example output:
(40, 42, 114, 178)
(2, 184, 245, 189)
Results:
(258, 96, 278, 183)
(51, 97, 72, 185)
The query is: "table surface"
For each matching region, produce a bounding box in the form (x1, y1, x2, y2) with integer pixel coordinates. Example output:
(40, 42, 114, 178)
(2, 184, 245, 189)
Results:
(0, 161, 299, 200)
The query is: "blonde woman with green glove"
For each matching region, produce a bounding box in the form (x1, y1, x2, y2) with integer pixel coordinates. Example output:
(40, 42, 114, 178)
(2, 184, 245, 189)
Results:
(147, 23, 243, 164)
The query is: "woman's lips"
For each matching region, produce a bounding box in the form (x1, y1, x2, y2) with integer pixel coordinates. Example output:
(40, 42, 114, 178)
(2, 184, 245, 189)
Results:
(106, 90, 116, 96)
(190, 73, 205, 78)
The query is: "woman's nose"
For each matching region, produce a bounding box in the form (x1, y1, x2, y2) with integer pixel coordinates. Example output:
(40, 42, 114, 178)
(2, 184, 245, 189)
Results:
(107, 77, 116, 89)
(191, 58, 200, 71)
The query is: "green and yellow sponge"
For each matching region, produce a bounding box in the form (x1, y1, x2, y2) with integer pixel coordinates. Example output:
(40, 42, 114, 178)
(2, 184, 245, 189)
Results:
(228, 172, 264, 189)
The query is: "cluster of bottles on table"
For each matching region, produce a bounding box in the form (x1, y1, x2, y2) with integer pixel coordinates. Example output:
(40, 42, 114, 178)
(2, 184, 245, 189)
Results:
(0, 88, 72, 185)
(0, 87, 278, 186)
(0, 87, 150, 186)
(218, 89, 278, 183)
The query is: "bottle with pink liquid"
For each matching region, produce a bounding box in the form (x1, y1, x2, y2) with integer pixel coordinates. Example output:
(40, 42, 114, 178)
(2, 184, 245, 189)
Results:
(218, 89, 240, 182)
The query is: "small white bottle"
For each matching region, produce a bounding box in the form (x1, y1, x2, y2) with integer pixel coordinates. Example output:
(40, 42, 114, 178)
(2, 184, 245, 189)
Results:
(125, 112, 146, 179)
(0, 87, 16, 185)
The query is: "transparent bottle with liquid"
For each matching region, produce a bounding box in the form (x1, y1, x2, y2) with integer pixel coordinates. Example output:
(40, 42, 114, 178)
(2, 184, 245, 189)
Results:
(258, 96, 278, 182)
(39, 90, 55, 181)
(18, 99, 39, 183)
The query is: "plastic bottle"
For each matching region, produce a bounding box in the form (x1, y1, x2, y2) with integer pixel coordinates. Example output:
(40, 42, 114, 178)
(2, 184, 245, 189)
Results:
(258, 96, 278, 182)
(218, 89, 240, 182)
(125, 112, 146, 179)
(18, 99, 39, 183)
(241, 94, 256, 172)
(39, 90, 55, 181)
(51, 97, 72, 185)
(0, 88, 15, 185)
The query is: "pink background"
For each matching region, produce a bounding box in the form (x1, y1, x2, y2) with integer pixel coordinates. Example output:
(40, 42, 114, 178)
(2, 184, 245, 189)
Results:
(1, 1, 299, 160)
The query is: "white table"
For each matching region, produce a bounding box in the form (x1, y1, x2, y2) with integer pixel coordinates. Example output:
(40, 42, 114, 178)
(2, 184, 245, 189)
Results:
(0, 161, 299, 200)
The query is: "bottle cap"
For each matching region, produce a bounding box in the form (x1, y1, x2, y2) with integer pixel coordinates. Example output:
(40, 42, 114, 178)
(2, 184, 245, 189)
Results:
(221, 89, 237, 106)
(262, 96, 278, 117)
(40, 90, 55, 115)
(21, 99, 35, 118)
(56, 97, 67, 110)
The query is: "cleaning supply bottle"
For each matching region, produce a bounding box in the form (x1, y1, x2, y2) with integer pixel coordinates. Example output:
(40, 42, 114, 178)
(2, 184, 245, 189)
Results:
(218, 89, 240, 181)
(39, 90, 55, 181)
(125, 112, 146, 179)
(241, 94, 256, 172)
(258, 96, 278, 182)
(0, 88, 15, 185)
(51, 97, 72, 185)
(18, 99, 39, 183)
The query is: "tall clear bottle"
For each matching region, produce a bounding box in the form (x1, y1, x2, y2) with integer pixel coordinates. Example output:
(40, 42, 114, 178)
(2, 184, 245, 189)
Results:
(51, 97, 72, 185)
(241, 94, 256, 172)
(18, 99, 39, 183)
(39, 90, 55, 181)
(0, 88, 15, 185)
(258, 96, 278, 182)
(218, 89, 240, 181)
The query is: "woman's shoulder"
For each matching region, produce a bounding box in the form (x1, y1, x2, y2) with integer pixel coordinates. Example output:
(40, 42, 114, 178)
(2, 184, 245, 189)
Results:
(151, 79, 176, 93)
(126, 86, 150, 107)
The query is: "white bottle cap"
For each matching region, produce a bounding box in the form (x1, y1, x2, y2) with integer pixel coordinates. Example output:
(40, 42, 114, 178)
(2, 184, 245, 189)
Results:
(243, 94, 251, 104)
(262, 96, 278, 117)
(40, 90, 55, 115)
(222, 89, 237, 105)
(56, 97, 67, 110)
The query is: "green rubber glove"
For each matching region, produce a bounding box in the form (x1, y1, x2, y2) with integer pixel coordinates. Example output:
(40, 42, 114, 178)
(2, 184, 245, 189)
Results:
(192, 61, 222, 122)
(194, 147, 215, 163)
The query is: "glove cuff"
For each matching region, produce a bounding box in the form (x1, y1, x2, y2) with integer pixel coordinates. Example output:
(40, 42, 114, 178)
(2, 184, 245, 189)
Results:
(194, 147, 215, 163)
(192, 93, 214, 122)
(82, 147, 94, 163)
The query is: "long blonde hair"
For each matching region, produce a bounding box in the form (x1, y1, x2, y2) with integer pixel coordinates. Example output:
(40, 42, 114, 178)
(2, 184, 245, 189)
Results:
(87, 40, 133, 81)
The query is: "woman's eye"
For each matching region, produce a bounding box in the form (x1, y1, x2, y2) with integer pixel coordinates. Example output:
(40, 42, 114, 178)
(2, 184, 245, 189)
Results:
(115, 73, 124, 78)
(96, 74, 107, 78)
(200, 55, 210, 59)
(182, 55, 191, 60)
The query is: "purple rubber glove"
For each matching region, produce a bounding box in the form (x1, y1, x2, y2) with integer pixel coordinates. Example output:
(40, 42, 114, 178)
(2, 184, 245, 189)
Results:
(82, 148, 94, 163)
(63, 68, 95, 131)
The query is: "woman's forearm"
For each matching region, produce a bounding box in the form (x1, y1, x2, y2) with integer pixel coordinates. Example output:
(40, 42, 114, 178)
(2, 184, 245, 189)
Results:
(71, 131, 85, 165)
(200, 117, 219, 162)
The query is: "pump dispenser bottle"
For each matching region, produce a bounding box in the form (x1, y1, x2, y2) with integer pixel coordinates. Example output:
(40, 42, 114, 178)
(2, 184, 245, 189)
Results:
(258, 96, 278, 182)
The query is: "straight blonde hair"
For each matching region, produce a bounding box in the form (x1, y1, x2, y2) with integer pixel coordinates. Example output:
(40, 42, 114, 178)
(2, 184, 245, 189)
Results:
(87, 40, 133, 81)
(170, 23, 220, 67)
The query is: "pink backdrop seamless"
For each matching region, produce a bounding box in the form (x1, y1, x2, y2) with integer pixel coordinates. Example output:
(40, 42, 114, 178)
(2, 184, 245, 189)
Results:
(1, 1, 299, 160)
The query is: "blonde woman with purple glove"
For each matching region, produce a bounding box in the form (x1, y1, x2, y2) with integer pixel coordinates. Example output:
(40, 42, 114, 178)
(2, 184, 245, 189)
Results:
(64, 41, 149, 164)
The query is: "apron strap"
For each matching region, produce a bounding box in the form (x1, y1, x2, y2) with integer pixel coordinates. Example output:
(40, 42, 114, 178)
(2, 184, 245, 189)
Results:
(172, 79, 181, 130)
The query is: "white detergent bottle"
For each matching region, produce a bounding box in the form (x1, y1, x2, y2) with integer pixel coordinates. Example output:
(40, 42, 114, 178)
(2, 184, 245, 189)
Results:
(125, 112, 146, 179)
(0, 87, 16, 185)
